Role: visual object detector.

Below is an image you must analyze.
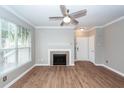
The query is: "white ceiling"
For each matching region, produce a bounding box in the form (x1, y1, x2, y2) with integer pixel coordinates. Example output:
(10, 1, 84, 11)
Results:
(7, 5, 124, 29)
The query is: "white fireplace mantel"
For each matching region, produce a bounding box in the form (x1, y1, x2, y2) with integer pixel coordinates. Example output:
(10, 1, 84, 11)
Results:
(48, 49, 72, 66)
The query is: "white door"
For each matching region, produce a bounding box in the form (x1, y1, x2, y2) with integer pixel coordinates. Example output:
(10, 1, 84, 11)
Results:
(76, 37, 88, 60)
(89, 36, 95, 63)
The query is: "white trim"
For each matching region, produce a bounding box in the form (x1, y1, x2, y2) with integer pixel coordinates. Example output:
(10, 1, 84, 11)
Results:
(35, 64, 50, 66)
(48, 49, 72, 66)
(1, 5, 124, 30)
(95, 63, 124, 77)
(3, 64, 35, 88)
(3, 62, 124, 88)
(69, 63, 74, 66)
(88, 16, 124, 31)
(38, 16, 124, 31)
(35, 26, 74, 29)
(2, 5, 124, 31)
(74, 59, 91, 62)
(88, 27, 96, 31)
(102, 16, 124, 28)
(2, 5, 124, 34)
(88, 26, 105, 31)
(1, 6, 35, 27)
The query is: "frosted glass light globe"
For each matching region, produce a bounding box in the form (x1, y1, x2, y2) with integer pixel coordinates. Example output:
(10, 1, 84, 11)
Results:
(63, 16, 71, 23)
(80, 28, 84, 31)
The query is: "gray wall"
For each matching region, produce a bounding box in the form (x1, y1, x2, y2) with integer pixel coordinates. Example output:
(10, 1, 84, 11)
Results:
(88, 29, 96, 63)
(103, 18, 124, 74)
(95, 28, 105, 64)
(35, 28, 75, 65)
(0, 6, 35, 87)
(94, 18, 124, 74)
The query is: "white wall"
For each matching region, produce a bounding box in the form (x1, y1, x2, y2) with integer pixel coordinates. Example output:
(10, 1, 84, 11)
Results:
(103, 18, 124, 74)
(0, 6, 35, 87)
(35, 28, 75, 65)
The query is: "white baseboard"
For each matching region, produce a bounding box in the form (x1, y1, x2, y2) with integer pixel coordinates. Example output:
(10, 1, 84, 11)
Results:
(5, 62, 123, 88)
(35, 64, 50, 66)
(69, 64, 75, 66)
(2, 63, 74, 88)
(4, 65, 35, 88)
(35, 64, 74, 66)
(95, 63, 124, 77)
(75, 59, 90, 61)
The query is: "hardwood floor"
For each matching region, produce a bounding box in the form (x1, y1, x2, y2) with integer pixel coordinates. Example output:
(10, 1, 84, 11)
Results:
(10, 61, 124, 88)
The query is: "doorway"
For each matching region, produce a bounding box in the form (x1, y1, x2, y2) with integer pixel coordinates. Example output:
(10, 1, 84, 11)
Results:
(76, 37, 89, 61)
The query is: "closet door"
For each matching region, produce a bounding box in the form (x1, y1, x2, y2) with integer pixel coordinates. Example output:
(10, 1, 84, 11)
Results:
(76, 37, 88, 61)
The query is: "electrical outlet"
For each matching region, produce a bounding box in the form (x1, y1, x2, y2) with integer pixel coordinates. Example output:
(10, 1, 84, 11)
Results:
(3, 76, 7, 82)
(106, 60, 109, 64)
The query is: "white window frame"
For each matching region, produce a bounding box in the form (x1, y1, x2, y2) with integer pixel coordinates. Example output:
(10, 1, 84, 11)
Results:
(0, 18, 32, 68)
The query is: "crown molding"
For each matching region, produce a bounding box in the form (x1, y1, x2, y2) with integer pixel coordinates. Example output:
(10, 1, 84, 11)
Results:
(88, 27, 96, 31)
(35, 26, 75, 29)
(1, 5, 124, 31)
(88, 16, 124, 31)
(102, 16, 124, 28)
(1, 6, 35, 28)
(88, 26, 104, 31)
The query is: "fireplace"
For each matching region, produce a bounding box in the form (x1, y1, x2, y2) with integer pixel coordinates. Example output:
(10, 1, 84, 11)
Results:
(48, 49, 71, 66)
(53, 54, 66, 65)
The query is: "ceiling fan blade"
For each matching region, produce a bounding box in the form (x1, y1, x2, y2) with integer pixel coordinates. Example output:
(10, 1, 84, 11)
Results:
(60, 21, 64, 26)
(69, 16, 79, 25)
(70, 9, 87, 18)
(49, 17, 64, 20)
(71, 19, 79, 25)
(60, 5, 67, 16)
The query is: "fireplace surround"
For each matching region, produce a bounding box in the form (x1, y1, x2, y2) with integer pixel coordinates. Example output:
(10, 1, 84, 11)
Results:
(48, 49, 71, 66)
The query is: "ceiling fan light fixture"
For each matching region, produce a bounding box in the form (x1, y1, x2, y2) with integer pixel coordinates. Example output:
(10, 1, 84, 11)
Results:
(63, 16, 71, 23)
(80, 28, 84, 31)
(49, 5, 87, 26)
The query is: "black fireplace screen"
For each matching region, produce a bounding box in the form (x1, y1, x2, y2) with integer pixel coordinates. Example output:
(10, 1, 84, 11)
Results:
(53, 54, 66, 65)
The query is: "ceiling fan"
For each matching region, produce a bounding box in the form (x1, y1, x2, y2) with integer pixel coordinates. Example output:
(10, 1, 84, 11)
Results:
(49, 5, 87, 26)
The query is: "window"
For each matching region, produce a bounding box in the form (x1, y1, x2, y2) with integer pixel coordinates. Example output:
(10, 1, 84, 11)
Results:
(0, 19, 17, 67)
(18, 26, 31, 64)
(0, 18, 31, 71)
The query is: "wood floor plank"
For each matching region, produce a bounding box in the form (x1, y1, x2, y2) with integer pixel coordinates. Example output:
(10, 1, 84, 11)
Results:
(10, 61, 124, 88)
